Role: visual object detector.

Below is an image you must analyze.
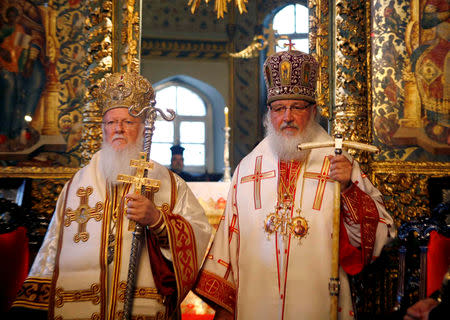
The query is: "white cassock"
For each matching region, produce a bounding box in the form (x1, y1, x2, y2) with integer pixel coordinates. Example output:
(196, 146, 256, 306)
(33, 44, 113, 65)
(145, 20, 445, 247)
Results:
(13, 149, 212, 319)
(195, 126, 395, 320)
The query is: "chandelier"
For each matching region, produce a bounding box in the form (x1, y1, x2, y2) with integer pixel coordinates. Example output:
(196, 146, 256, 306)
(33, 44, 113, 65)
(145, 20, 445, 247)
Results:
(188, 0, 248, 19)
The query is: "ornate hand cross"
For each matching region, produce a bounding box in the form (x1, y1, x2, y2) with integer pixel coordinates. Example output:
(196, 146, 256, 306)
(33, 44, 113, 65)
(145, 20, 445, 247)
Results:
(117, 151, 160, 230)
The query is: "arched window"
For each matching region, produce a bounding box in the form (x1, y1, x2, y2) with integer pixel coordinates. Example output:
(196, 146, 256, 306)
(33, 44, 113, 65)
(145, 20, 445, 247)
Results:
(151, 83, 210, 173)
(272, 3, 309, 53)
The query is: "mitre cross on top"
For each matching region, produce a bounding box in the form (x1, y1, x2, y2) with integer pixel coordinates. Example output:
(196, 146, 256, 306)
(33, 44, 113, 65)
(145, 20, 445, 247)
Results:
(117, 152, 161, 230)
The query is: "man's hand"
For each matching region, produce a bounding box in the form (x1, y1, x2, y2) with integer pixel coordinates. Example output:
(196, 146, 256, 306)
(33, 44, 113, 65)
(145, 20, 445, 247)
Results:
(404, 298, 439, 320)
(125, 193, 160, 226)
(328, 155, 352, 191)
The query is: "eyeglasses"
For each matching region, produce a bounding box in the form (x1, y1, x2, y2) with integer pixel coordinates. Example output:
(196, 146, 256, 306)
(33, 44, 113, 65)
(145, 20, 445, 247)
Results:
(270, 103, 313, 114)
(102, 120, 140, 129)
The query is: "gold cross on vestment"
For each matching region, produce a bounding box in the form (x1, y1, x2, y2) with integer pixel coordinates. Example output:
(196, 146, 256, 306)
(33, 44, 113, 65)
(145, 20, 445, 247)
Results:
(240, 155, 276, 210)
(64, 186, 104, 243)
(303, 157, 333, 210)
(117, 152, 161, 230)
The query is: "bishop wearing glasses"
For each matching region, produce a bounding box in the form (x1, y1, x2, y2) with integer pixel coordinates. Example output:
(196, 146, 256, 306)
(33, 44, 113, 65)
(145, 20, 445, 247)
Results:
(194, 49, 396, 319)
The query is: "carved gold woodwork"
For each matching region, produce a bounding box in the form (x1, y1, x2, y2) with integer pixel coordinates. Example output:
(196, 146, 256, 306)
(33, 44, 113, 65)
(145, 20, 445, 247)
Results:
(141, 38, 228, 59)
(31, 179, 67, 217)
(37, 3, 60, 136)
(81, 0, 114, 165)
(310, 0, 331, 119)
(371, 161, 450, 227)
(121, 0, 140, 73)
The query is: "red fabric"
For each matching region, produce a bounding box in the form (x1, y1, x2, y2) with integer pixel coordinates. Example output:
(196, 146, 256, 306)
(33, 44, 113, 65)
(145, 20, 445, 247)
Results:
(0, 227, 29, 312)
(339, 217, 364, 275)
(146, 228, 177, 296)
(427, 231, 450, 297)
(182, 315, 214, 320)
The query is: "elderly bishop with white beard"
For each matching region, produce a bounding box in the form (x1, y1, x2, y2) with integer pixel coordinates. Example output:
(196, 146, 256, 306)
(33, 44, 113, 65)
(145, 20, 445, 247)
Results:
(11, 72, 212, 320)
(194, 50, 396, 320)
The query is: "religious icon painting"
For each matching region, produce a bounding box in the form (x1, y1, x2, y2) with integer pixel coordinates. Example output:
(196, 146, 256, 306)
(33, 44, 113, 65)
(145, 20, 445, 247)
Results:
(290, 216, 309, 240)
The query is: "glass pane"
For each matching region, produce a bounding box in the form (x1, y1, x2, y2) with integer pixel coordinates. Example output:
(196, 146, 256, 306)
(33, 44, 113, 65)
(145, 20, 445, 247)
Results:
(156, 86, 176, 110)
(180, 122, 205, 143)
(176, 87, 206, 116)
(182, 143, 205, 166)
(273, 5, 295, 34)
(153, 120, 174, 142)
(150, 142, 172, 165)
(276, 38, 309, 53)
(295, 4, 309, 34)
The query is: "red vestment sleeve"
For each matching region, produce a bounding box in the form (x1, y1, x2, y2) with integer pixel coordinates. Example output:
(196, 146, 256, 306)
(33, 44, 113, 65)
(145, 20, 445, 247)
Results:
(145, 228, 177, 297)
(339, 183, 380, 275)
(339, 219, 363, 275)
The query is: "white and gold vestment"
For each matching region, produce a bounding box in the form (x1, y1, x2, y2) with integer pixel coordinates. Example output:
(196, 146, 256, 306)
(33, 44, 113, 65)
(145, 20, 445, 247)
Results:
(13, 149, 212, 319)
(195, 126, 395, 320)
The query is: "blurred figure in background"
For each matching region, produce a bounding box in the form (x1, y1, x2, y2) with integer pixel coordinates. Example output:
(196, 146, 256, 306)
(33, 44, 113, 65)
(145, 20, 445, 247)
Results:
(170, 144, 196, 181)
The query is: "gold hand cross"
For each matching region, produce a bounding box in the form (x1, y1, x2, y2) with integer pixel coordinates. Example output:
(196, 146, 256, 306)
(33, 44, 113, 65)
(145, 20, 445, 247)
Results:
(117, 152, 161, 230)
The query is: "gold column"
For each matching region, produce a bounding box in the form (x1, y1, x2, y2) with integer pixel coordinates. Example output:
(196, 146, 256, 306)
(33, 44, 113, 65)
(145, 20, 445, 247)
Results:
(333, 0, 371, 167)
(40, 2, 60, 135)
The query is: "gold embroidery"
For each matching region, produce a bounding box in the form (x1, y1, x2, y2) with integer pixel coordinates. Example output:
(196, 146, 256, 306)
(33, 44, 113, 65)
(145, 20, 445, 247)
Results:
(115, 311, 166, 320)
(64, 186, 103, 243)
(303, 156, 332, 210)
(55, 283, 101, 308)
(118, 282, 164, 304)
(55, 313, 100, 320)
(12, 277, 51, 309)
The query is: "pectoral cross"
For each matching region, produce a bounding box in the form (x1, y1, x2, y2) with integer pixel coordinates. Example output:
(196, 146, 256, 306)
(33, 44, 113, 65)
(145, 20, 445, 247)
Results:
(264, 194, 308, 240)
(117, 152, 160, 230)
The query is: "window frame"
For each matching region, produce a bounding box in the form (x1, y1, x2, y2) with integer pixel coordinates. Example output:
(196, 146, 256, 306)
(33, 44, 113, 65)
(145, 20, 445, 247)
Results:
(153, 81, 213, 174)
(272, 2, 310, 53)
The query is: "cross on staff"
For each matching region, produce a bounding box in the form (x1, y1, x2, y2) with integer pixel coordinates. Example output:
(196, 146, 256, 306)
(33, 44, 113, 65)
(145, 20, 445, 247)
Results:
(121, 78, 175, 320)
(298, 133, 379, 320)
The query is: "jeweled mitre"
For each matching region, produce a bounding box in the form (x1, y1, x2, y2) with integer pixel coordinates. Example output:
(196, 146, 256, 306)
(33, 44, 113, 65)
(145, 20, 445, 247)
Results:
(93, 72, 155, 115)
(263, 50, 319, 104)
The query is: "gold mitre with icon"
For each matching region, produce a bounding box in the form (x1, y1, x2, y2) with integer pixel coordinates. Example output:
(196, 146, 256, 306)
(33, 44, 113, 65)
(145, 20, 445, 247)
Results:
(92, 72, 155, 115)
(263, 49, 319, 104)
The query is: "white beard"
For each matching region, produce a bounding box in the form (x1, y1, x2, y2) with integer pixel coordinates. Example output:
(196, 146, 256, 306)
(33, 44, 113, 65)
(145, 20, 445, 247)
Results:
(264, 112, 321, 161)
(99, 133, 143, 185)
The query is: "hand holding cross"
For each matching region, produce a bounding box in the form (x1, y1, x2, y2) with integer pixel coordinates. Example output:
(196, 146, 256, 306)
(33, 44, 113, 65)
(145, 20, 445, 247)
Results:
(118, 152, 161, 228)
